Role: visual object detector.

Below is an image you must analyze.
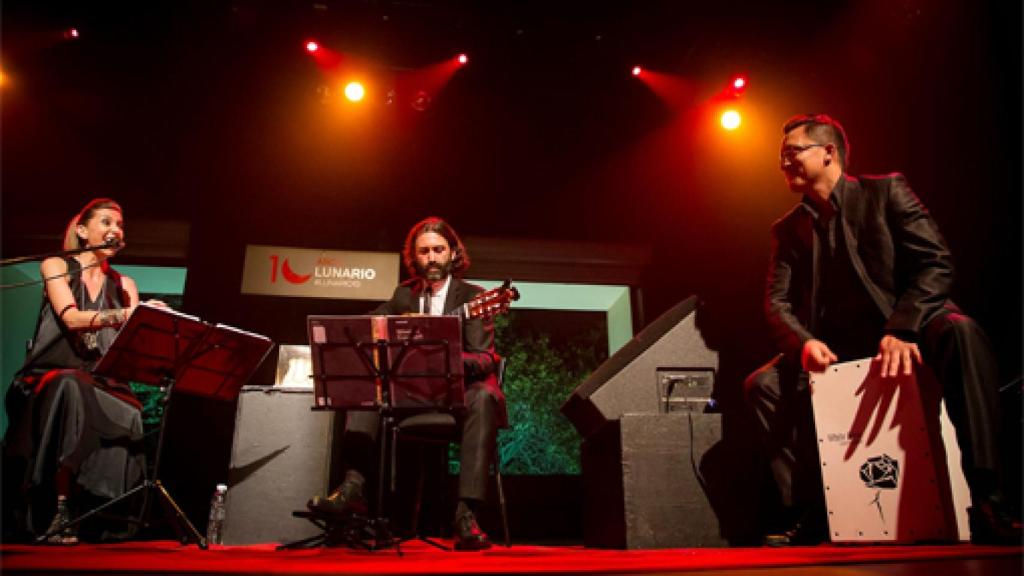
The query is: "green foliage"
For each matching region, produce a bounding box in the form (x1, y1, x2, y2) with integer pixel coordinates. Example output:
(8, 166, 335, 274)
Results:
(129, 381, 166, 427)
(445, 311, 607, 476)
(492, 312, 606, 475)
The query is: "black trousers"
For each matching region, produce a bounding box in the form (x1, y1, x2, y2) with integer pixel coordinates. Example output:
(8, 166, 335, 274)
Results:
(341, 381, 499, 503)
(744, 310, 1001, 511)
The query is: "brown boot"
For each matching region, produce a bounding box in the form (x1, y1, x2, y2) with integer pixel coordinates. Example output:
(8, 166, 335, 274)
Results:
(44, 498, 78, 546)
(307, 470, 368, 518)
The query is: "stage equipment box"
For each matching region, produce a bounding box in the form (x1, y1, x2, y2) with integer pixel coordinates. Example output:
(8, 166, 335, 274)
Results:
(582, 412, 727, 549)
(223, 387, 335, 545)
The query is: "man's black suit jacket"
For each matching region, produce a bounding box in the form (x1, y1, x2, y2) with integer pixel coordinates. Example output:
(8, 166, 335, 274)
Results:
(372, 277, 507, 425)
(766, 173, 957, 359)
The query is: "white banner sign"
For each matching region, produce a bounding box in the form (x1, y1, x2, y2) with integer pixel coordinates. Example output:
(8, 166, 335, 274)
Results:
(241, 244, 399, 301)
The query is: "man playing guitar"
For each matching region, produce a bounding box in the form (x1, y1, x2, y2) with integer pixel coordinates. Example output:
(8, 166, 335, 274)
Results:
(307, 216, 510, 551)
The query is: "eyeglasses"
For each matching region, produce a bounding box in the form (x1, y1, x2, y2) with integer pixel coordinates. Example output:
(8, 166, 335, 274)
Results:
(780, 143, 826, 162)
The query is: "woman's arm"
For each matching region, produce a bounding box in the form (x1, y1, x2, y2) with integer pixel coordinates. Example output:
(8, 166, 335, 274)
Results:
(41, 257, 129, 330)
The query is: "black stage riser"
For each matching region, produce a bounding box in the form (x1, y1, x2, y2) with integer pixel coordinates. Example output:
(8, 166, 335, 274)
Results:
(582, 413, 728, 549)
(223, 388, 336, 545)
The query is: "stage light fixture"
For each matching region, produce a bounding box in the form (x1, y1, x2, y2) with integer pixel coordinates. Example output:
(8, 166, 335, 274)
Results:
(305, 40, 319, 54)
(721, 109, 741, 130)
(729, 75, 748, 97)
(411, 89, 432, 112)
(631, 66, 642, 77)
(344, 81, 365, 102)
(64, 28, 80, 39)
(457, 53, 469, 65)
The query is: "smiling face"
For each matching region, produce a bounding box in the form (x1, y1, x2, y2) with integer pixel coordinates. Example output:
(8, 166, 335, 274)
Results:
(779, 124, 838, 193)
(76, 208, 124, 255)
(413, 231, 453, 281)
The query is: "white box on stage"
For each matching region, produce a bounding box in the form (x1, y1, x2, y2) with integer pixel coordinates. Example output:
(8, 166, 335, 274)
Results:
(810, 358, 970, 543)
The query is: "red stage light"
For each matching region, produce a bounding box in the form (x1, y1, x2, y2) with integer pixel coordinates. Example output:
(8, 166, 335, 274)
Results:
(305, 40, 319, 54)
(64, 28, 80, 39)
(730, 75, 748, 96)
(457, 53, 469, 65)
(632, 66, 642, 77)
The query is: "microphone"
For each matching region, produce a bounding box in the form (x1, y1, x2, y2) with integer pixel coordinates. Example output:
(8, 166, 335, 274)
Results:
(89, 238, 124, 250)
(421, 284, 433, 315)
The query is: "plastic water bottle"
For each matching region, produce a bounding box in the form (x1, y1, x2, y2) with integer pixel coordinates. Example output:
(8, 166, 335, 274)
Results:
(206, 483, 227, 545)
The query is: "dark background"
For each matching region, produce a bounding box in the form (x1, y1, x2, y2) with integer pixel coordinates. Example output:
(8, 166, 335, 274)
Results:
(2, 0, 1020, 542)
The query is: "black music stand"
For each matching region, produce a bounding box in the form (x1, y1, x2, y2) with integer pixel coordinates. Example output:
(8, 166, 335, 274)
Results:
(290, 315, 463, 553)
(36, 303, 273, 548)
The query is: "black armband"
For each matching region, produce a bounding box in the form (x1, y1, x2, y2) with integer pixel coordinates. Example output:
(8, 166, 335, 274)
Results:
(58, 303, 77, 320)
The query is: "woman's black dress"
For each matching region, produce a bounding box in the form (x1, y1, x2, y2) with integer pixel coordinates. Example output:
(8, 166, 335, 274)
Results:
(3, 257, 145, 536)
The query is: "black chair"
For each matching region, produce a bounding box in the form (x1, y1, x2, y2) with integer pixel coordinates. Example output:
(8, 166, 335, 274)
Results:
(389, 358, 510, 549)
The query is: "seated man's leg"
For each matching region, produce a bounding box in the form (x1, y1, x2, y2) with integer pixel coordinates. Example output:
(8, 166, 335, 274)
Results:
(920, 310, 1020, 543)
(306, 411, 377, 517)
(453, 382, 498, 550)
(744, 355, 824, 544)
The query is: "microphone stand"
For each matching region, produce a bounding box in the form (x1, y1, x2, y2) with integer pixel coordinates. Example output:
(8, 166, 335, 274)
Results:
(0, 242, 122, 290)
(0, 241, 122, 267)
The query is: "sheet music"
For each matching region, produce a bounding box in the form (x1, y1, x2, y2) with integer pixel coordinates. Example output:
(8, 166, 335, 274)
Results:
(133, 301, 202, 323)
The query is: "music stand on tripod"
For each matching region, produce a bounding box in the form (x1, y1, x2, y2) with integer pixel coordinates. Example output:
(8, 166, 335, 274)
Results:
(288, 314, 463, 553)
(36, 303, 273, 548)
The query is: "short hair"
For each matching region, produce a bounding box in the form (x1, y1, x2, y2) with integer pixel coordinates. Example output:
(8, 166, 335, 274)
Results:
(63, 198, 123, 251)
(783, 113, 851, 169)
(401, 216, 470, 278)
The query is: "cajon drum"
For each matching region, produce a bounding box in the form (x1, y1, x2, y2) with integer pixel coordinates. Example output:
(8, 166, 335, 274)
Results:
(810, 358, 970, 543)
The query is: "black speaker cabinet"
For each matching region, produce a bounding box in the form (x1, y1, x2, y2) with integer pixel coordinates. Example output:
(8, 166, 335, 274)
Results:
(562, 296, 718, 438)
(582, 412, 727, 549)
(222, 387, 335, 545)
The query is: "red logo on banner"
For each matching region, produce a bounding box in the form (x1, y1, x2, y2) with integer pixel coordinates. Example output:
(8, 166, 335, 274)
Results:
(269, 255, 312, 284)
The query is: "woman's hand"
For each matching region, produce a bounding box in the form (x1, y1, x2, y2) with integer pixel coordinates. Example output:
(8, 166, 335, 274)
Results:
(125, 299, 170, 321)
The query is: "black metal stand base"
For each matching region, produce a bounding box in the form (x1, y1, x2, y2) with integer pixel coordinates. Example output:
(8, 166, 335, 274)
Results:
(398, 532, 451, 551)
(36, 479, 206, 548)
(281, 511, 403, 554)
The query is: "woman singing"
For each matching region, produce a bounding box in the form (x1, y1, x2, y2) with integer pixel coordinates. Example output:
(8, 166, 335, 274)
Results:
(5, 198, 158, 544)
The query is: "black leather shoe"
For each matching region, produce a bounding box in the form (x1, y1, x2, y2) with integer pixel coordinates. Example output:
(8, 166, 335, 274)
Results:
(763, 513, 827, 547)
(307, 474, 368, 519)
(763, 523, 824, 547)
(453, 510, 491, 551)
(969, 500, 1023, 545)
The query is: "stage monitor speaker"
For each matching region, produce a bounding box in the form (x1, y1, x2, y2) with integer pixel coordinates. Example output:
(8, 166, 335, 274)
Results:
(561, 296, 718, 439)
(222, 387, 335, 545)
(583, 412, 727, 548)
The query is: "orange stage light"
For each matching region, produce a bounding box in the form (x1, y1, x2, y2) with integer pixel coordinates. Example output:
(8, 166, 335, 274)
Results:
(344, 81, 365, 102)
(721, 110, 741, 130)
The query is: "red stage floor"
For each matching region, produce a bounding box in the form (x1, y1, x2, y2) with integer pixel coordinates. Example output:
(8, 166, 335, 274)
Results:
(0, 540, 1020, 575)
